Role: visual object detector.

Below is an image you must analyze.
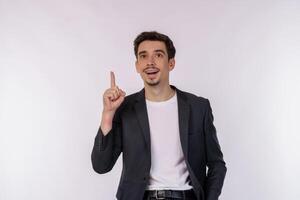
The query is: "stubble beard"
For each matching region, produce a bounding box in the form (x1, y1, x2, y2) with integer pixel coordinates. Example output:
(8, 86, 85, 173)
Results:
(146, 80, 160, 86)
(142, 71, 161, 86)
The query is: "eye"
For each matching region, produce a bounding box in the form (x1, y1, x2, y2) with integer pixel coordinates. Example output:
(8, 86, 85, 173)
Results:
(156, 53, 163, 58)
(139, 54, 146, 59)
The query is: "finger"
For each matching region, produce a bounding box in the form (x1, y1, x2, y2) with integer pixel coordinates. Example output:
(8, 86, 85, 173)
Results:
(111, 88, 118, 97)
(105, 91, 116, 100)
(104, 93, 114, 101)
(110, 71, 116, 88)
(108, 91, 118, 100)
(119, 89, 126, 96)
(110, 87, 120, 98)
(116, 86, 120, 96)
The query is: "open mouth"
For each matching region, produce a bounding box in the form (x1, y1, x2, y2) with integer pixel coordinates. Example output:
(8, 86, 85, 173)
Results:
(146, 71, 159, 75)
(144, 68, 159, 75)
(145, 70, 159, 79)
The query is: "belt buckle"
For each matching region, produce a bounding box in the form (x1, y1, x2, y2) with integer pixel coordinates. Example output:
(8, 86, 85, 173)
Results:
(155, 190, 166, 199)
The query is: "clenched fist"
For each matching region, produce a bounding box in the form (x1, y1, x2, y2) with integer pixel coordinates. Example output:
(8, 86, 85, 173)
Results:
(101, 71, 126, 135)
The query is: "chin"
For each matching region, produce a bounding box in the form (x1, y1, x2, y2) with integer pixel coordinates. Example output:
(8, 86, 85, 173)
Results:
(145, 80, 160, 86)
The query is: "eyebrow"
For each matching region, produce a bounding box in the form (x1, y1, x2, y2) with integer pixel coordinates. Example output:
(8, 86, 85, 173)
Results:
(154, 49, 166, 55)
(138, 51, 147, 56)
(138, 49, 166, 56)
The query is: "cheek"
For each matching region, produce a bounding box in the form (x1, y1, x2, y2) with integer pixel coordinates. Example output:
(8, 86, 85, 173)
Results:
(135, 65, 142, 73)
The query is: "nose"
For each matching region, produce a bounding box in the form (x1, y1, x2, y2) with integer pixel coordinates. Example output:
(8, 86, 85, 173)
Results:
(147, 55, 155, 66)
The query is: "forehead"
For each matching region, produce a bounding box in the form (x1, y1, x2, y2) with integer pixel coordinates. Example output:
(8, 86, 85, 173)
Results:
(137, 40, 167, 53)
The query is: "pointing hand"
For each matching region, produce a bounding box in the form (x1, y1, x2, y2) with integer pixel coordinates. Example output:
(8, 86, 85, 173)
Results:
(103, 71, 126, 113)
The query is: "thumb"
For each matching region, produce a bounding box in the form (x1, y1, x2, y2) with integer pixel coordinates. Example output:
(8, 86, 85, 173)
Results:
(119, 89, 126, 96)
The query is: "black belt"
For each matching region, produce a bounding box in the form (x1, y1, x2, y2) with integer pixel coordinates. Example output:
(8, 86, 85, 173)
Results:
(144, 189, 196, 199)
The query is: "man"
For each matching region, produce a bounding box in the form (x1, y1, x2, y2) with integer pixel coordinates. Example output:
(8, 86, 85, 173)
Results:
(91, 31, 226, 200)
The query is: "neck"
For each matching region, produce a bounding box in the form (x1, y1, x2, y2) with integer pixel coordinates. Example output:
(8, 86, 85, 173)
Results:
(144, 84, 175, 102)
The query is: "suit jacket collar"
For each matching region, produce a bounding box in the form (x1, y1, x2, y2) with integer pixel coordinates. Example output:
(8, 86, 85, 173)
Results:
(133, 85, 190, 157)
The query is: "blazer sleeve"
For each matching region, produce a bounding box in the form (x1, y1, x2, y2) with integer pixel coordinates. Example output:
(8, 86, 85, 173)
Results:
(91, 109, 122, 174)
(203, 99, 227, 200)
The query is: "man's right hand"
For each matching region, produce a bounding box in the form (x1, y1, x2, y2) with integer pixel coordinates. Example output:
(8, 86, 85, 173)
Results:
(101, 71, 126, 135)
(103, 71, 126, 113)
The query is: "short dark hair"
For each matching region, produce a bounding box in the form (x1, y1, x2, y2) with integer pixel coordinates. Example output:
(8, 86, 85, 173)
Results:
(134, 31, 176, 60)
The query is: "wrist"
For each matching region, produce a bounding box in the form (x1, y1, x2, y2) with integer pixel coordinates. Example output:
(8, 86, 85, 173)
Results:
(102, 110, 115, 120)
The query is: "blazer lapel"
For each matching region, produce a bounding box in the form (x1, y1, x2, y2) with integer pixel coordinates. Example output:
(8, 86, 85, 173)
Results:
(134, 88, 151, 151)
(175, 86, 190, 158)
(133, 86, 190, 158)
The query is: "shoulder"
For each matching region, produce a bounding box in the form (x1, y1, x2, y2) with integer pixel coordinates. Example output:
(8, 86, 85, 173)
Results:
(176, 87, 210, 107)
(176, 88, 214, 119)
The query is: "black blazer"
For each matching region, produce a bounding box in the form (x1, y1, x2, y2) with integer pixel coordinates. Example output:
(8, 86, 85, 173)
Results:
(91, 85, 226, 200)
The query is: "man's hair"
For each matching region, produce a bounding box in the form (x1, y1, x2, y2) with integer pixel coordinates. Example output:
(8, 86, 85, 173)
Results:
(134, 31, 176, 60)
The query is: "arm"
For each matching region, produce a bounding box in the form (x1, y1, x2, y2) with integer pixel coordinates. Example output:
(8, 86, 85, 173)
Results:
(204, 99, 227, 200)
(91, 110, 122, 174)
(91, 71, 125, 174)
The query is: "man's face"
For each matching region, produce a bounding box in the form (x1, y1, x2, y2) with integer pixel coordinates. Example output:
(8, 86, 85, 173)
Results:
(135, 40, 175, 87)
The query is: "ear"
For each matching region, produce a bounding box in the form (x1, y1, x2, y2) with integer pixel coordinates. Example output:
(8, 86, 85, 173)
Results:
(168, 58, 175, 71)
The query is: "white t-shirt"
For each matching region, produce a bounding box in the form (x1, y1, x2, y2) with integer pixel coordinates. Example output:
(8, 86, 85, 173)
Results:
(145, 91, 192, 190)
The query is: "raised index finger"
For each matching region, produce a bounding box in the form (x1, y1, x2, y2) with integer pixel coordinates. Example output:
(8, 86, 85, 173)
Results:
(110, 71, 116, 88)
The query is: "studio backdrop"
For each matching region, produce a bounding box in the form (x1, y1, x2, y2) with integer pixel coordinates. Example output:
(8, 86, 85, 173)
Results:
(0, 0, 299, 200)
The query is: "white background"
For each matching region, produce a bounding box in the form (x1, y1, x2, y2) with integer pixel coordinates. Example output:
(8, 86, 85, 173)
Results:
(1, 0, 299, 199)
